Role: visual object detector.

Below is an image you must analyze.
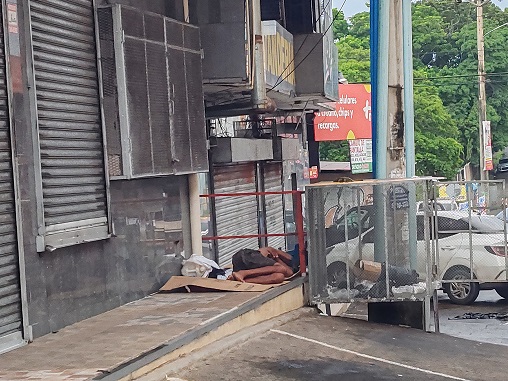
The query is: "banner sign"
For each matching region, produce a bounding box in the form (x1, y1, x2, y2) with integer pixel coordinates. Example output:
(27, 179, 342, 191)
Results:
(349, 139, 373, 174)
(314, 84, 372, 141)
(483, 121, 493, 171)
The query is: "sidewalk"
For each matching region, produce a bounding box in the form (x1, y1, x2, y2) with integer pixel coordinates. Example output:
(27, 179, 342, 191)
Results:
(0, 278, 306, 381)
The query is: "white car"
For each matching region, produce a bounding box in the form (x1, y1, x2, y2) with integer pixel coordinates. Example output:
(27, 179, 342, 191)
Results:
(325, 209, 508, 304)
(416, 199, 459, 212)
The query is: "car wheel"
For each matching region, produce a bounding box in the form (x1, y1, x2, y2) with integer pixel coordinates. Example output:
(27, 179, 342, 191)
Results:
(495, 285, 508, 299)
(443, 266, 480, 305)
(327, 261, 354, 289)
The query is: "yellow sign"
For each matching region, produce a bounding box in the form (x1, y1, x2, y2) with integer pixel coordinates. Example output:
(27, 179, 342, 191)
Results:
(263, 21, 295, 90)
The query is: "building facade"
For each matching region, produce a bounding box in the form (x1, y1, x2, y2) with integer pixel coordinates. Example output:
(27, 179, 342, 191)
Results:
(0, 0, 337, 354)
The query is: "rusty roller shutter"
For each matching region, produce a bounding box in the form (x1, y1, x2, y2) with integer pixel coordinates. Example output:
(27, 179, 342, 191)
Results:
(263, 162, 285, 250)
(0, 2, 23, 350)
(213, 164, 259, 267)
(30, 0, 109, 247)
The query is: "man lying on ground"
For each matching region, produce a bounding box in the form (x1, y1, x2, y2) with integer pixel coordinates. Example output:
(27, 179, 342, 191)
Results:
(229, 247, 294, 284)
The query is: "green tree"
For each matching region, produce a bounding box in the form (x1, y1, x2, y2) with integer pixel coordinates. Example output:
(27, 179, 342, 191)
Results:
(412, 1, 508, 166)
(332, 8, 349, 41)
(319, 141, 350, 162)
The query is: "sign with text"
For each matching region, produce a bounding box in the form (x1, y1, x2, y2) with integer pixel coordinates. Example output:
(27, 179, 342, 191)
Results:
(349, 139, 373, 174)
(314, 84, 372, 141)
(483, 121, 493, 171)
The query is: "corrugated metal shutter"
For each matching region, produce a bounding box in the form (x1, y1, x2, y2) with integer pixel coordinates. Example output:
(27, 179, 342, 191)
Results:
(263, 162, 285, 250)
(0, 2, 23, 347)
(214, 164, 259, 267)
(30, 0, 109, 247)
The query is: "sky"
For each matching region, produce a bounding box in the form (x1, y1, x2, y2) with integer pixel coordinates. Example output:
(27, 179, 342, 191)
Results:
(332, 0, 508, 18)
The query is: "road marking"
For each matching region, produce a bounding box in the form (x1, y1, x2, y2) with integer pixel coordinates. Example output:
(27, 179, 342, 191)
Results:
(270, 329, 471, 381)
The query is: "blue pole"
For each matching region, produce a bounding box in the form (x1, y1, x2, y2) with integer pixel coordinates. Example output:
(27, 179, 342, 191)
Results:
(402, 0, 417, 270)
(370, 0, 379, 176)
(375, 0, 390, 179)
(403, 0, 415, 178)
(371, 0, 390, 262)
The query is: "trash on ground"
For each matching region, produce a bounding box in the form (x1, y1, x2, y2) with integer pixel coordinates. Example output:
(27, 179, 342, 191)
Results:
(449, 312, 508, 321)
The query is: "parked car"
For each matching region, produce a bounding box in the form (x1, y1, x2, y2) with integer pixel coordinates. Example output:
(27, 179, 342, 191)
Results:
(416, 199, 459, 212)
(496, 208, 508, 222)
(325, 209, 508, 304)
(497, 157, 508, 173)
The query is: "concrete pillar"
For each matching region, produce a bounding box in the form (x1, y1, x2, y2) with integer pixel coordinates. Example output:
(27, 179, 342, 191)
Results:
(189, 173, 203, 256)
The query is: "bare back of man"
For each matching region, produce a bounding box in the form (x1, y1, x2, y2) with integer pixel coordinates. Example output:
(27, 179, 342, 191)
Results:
(230, 247, 294, 284)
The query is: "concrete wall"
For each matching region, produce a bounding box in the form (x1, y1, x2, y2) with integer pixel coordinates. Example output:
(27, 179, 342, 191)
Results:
(13, 1, 186, 339)
(24, 178, 186, 338)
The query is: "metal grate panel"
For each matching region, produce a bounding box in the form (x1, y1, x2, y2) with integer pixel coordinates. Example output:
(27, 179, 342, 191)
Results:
(98, 6, 207, 177)
(146, 42, 172, 174)
(124, 37, 152, 175)
(97, 7, 122, 176)
(185, 50, 207, 171)
(167, 47, 192, 173)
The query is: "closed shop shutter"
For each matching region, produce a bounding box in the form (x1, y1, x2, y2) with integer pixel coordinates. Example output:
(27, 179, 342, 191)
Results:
(213, 164, 259, 267)
(30, 0, 109, 249)
(263, 162, 285, 250)
(0, 2, 23, 350)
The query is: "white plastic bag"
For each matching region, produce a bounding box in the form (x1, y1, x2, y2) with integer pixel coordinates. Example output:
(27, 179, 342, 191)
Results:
(181, 254, 221, 278)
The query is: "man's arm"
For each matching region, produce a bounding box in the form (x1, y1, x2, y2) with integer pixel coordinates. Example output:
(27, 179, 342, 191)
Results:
(259, 247, 293, 266)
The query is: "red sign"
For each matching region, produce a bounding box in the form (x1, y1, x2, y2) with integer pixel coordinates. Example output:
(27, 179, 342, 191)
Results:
(314, 84, 372, 141)
(309, 166, 319, 179)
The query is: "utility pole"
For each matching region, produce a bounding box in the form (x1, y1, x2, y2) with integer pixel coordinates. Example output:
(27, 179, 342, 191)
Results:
(476, 0, 489, 181)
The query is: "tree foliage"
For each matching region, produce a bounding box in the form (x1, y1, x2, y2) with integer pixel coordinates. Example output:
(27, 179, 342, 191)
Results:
(320, 2, 508, 179)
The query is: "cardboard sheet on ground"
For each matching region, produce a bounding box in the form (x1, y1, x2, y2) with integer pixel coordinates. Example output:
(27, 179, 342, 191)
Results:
(159, 276, 278, 293)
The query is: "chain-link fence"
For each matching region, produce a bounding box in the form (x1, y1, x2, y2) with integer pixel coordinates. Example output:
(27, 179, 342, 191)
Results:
(307, 178, 508, 306)
(434, 181, 508, 304)
(307, 179, 436, 304)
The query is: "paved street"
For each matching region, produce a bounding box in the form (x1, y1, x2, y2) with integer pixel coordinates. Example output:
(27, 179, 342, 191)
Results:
(438, 290, 508, 346)
(174, 309, 508, 381)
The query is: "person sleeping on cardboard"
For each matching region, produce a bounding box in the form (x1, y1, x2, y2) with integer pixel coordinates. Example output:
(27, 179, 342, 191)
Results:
(229, 247, 294, 285)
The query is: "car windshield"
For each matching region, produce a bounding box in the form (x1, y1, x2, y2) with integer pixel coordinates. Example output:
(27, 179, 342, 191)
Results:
(335, 206, 372, 230)
(500, 159, 508, 164)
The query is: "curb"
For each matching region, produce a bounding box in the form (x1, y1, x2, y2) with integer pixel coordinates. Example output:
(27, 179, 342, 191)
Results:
(94, 277, 307, 381)
(137, 308, 314, 381)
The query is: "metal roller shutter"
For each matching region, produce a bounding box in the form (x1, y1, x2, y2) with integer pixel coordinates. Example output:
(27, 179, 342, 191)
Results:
(213, 164, 259, 267)
(263, 162, 285, 250)
(0, 2, 23, 351)
(30, 0, 109, 249)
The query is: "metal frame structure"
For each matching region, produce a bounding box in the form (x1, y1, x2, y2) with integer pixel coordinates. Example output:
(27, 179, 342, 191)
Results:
(306, 178, 437, 331)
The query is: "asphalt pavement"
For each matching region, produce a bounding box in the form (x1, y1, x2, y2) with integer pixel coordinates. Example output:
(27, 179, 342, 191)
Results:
(438, 289, 508, 346)
(174, 309, 508, 381)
